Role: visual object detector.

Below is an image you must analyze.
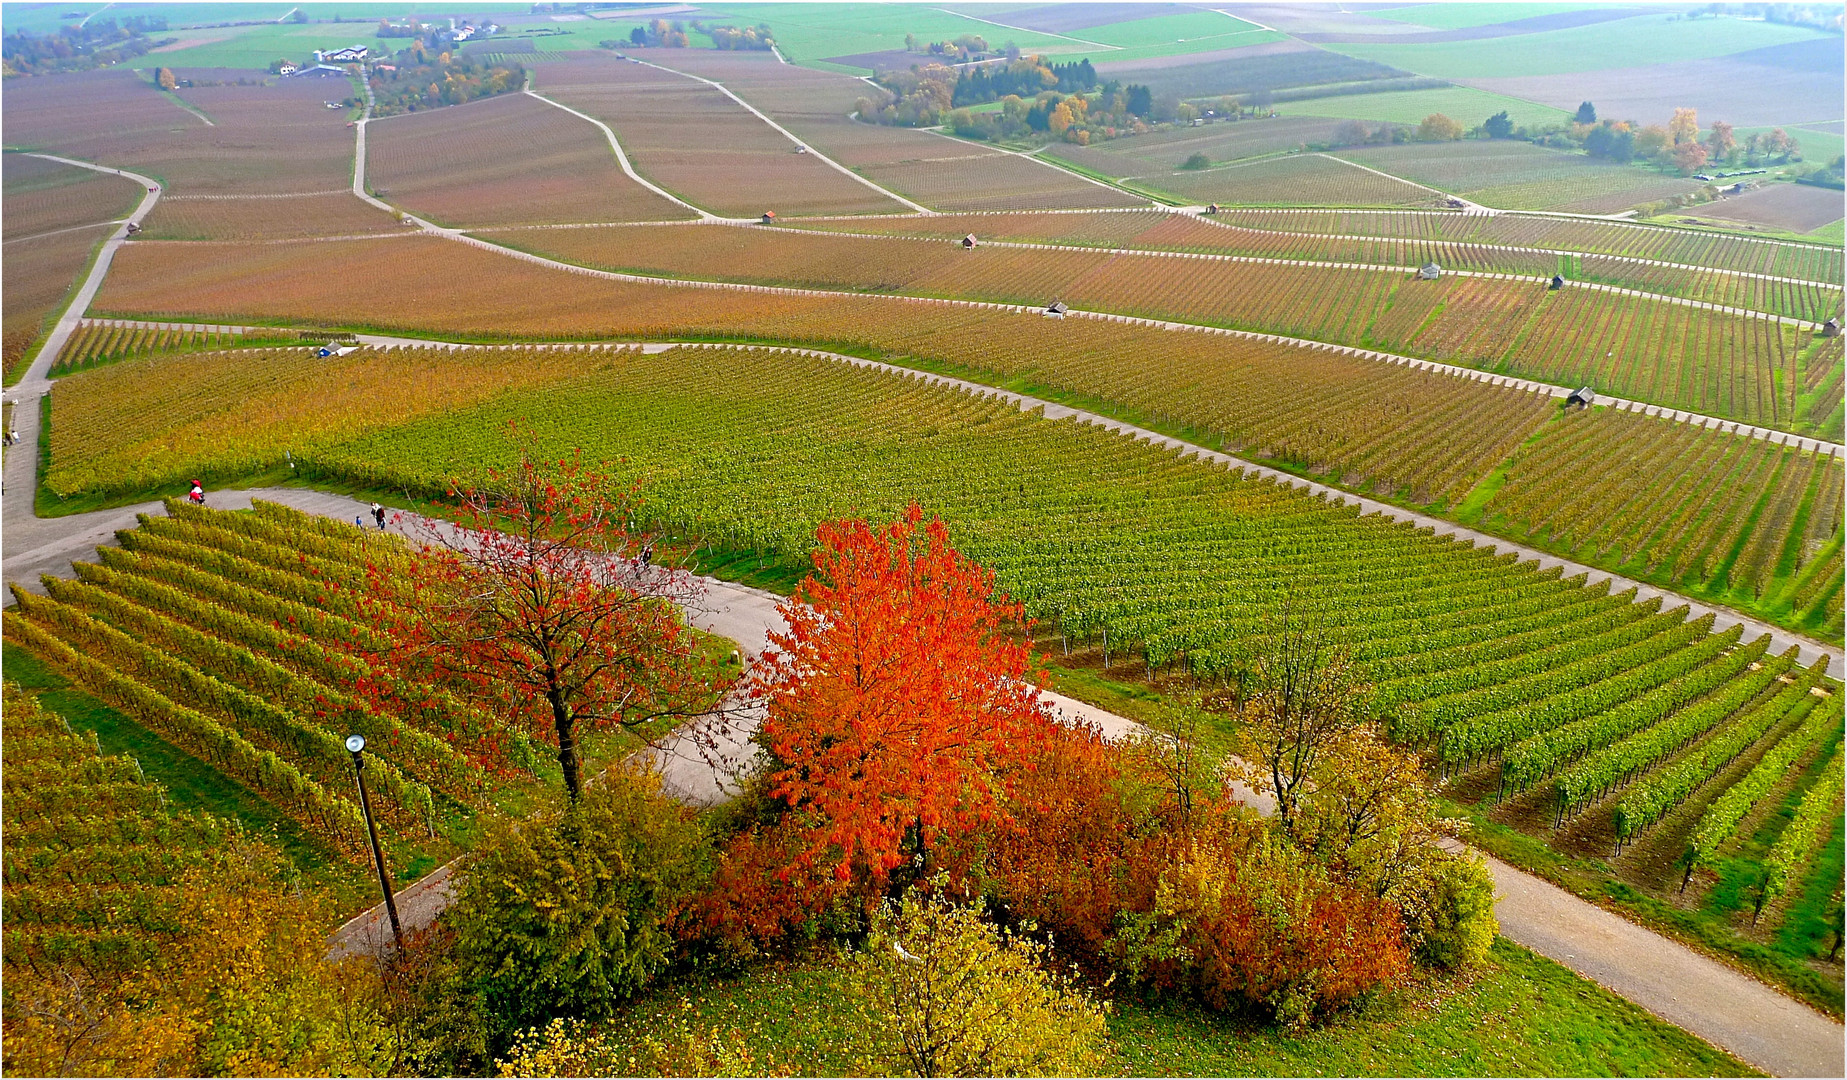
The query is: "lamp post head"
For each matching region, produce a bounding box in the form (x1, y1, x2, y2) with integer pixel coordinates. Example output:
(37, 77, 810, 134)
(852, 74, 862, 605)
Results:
(345, 734, 366, 754)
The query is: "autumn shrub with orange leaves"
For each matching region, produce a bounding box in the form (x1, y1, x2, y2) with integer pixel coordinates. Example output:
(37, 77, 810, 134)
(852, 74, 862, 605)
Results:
(691, 505, 1422, 1027)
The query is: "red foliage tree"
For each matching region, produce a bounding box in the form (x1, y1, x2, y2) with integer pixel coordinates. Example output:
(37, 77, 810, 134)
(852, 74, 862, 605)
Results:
(708, 505, 1057, 940)
(364, 451, 713, 800)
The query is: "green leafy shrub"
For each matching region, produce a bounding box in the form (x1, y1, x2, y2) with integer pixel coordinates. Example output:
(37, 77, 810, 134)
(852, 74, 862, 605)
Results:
(446, 767, 712, 1046)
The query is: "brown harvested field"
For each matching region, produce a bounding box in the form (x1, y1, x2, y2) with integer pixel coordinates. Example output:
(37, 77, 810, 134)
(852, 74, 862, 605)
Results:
(1, 69, 203, 149)
(139, 193, 414, 241)
(861, 153, 1146, 212)
(3, 154, 144, 239)
(3, 156, 145, 379)
(1149, 154, 1439, 207)
(271, 220, 1483, 352)
(1045, 116, 1355, 177)
(5, 234, 103, 380)
(784, 210, 1171, 246)
(537, 53, 905, 218)
(365, 93, 694, 228)
(155, 79, 358, 194)
(9, 76, 358, 199)
(96, 224, 1806, 429)
(1463, 38, 1844, 131)
(1692, 184, 1845, 234)
(640, 50, 1145, 212)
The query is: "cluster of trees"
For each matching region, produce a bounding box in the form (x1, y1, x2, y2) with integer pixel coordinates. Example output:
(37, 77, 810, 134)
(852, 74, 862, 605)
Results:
(329, 469, 1494, 1071)
(1, 16, 172, 75)
(950, 56, 1097, 105)
(375, 17, 427, 39)
(701, 22, 774, 50)
(627, 18, 690, 48)
(864, 55, 1127, 135)
(903, 30, 994, 61)
(1475, 101, 1803, 176)
(1580, 108, 1802, 174)
(368, 45, 523, 115)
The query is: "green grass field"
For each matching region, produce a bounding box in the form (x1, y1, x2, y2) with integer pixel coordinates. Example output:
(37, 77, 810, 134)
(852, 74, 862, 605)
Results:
(1054, 10, 1285, 64)
(696, 2, 1074, 68)
(129, 21, 386, 69)
(1323, 13, 1829, 80)
(1808, 218, 1845, 244)
(1370, 3, 1598, 30)
(3, 2, 519, 38)
(600, 938, 1755, 1076)
(1737, 125, 1847, 169)
(1278, 86, 1569, 130)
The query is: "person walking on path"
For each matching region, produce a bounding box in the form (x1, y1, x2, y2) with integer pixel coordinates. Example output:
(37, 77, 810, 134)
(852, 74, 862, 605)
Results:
(371, 502, 386, 530)
(187, 479, 205, 505)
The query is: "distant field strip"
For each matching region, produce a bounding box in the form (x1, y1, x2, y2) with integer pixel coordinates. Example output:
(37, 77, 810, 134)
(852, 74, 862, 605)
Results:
(139, 192, 409, 241)
(776, 210, 1843, 321)
(472, 222, 1835, 437)
(621, 54, 932, 215)
(365, 91, 697, 228)
(1127, 153, 1442, 208)
(537, 52, 907, 218)
(1206, 207, 1845, 281)
(635, 49, 1147, 212)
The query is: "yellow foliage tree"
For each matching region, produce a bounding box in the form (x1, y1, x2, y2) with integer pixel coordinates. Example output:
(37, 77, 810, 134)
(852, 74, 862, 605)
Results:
(1669, 106, 1699, 145)
(2, 842, 393, 1078)
(841, 886, 1109, 1078)
(1418, 113, 1462, 141)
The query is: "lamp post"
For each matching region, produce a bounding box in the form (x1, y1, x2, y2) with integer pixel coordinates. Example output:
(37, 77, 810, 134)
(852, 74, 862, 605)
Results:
(346, 734, 403, 951)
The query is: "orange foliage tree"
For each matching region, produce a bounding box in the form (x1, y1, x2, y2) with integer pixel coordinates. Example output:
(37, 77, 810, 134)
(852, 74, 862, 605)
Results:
(709, 504, 1056, 940)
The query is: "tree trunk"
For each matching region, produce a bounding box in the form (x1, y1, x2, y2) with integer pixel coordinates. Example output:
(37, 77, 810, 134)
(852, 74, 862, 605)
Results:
(550, 687, 580, 800)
